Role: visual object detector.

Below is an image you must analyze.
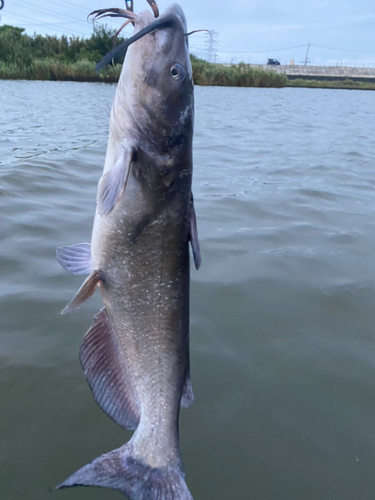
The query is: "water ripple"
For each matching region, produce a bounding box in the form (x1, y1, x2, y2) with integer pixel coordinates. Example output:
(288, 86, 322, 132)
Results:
(1, 81, 375, 500)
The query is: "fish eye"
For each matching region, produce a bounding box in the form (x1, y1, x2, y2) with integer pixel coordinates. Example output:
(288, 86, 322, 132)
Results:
(170, 63, 185, 81)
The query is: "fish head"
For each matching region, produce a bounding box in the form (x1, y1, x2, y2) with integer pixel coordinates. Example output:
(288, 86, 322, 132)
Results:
(120, 3, 194, 157)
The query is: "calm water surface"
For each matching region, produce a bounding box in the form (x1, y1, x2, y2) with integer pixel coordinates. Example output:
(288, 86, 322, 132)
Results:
(1, 81, 375, 500)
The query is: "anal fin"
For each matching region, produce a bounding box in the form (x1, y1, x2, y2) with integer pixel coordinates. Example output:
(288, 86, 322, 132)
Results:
(80, 308, 140, 430)
(62, 269, 105, 314)
(56, 243, 93, 275)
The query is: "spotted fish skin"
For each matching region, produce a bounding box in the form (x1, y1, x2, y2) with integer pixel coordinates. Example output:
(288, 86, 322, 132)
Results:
(56, 3, 200, 499)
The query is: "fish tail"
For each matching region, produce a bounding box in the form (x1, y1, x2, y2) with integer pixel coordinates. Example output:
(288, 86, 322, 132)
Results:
(55, 442, 194, 500)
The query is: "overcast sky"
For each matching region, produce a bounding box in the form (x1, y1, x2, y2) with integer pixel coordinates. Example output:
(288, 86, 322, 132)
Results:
(1, 0, 375, 65)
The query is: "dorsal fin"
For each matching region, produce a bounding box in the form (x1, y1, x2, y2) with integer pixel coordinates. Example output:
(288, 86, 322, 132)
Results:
(80, 308, 140, 430)
(188, 193, 201, 270)
(181, 371, 194, 408)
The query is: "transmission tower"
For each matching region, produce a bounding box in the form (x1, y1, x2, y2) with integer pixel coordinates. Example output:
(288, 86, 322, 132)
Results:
(205, 30, 218, 63)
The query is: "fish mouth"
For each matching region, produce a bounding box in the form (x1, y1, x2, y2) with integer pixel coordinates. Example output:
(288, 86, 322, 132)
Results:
(89, 2, 181, 71)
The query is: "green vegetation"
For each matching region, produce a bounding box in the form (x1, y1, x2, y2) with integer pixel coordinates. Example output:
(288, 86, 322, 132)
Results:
(0, 24, 126, 66)
(0, 24, 125, 81)
(190, 56, 287, 88)
(1, 25, 374, 89)
(287, 78, 375, 91)
(0, 24, 287, 87)
(0, 59, 121, 82)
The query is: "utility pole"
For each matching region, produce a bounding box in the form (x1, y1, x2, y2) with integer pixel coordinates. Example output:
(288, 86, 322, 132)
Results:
(304, 42, 310, 66)
(205, 30, 218, 63)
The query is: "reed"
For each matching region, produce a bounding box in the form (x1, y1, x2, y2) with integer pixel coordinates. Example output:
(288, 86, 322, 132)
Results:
(0, 56, 288, 87)
(0, 25, 287, 87)
(0, 59, 122, 82)
(287, 78, 375, 91)
(2, 25, 373, 90)
(190, 57, 288, 88)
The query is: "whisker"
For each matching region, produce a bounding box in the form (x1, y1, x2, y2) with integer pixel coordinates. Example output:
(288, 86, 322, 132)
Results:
(88, 8, 138, 22)
(186, 29, 211, 37)
(94, 13, 175, 72)
(113, 19, 133, 49)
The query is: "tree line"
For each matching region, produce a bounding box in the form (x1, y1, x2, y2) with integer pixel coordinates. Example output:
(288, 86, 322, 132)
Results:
(0, 24, 287, 87)
(0, 24, 126, 67)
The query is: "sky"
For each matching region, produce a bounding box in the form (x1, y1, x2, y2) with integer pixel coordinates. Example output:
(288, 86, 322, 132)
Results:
(1, 0, 375, 66)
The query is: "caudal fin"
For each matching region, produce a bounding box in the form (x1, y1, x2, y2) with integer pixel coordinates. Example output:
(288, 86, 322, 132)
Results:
(56, 443, 194, 500)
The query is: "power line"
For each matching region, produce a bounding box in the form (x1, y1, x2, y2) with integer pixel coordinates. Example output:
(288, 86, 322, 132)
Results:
(14, 0, 130, 27)
(246, 44, 307, 54)
(4, 0, 130, 37)
(11, 0, 86, 23)
(5, 17, 90, 28)
(3, 7, 375, 62)
(189, 34, 375, 64)
(216, 41, 241, 56)
(47, 0, 92, 16)
(312, 43, 375, 53)
(217, 38, 307, 54)
(4, 11, 87, 36)
(4, 12, 133, 39)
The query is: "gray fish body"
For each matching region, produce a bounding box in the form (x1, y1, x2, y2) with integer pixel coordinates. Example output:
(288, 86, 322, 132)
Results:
(56, 3, 200, 499)
(92, 134, 192, 466)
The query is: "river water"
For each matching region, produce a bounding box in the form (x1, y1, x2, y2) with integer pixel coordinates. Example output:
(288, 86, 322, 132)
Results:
(1, 80, 375, 500)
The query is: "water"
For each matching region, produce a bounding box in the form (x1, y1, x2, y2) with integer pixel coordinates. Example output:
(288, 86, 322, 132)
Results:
(1, 80, 375, 500)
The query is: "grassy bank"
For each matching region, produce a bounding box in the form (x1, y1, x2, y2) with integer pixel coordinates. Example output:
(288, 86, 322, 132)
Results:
(0, 59, 121, 82)
(0, 25, 286, 87)
(0, 56, 287, 88)
(1, 25, 374, 89)
(2, 58, 375, 90)
(191, 57, 287, 88)
(287, 78, 375, 91)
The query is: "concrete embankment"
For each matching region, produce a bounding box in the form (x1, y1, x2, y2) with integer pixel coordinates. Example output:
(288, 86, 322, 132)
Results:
(250, 64, 375, 83)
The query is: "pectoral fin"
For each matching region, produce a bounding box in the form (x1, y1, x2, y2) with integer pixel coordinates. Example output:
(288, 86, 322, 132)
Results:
(188, 193, 201, 270)
(98, 150, 133, 217)
(56, 243, 93, 275)
(61, 269, 106, 314)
